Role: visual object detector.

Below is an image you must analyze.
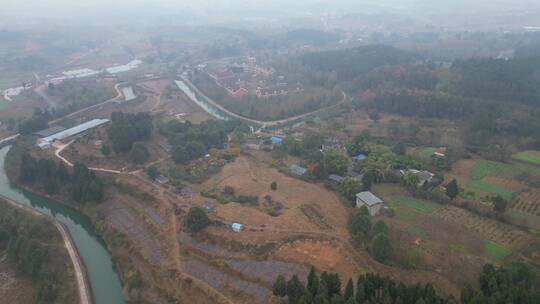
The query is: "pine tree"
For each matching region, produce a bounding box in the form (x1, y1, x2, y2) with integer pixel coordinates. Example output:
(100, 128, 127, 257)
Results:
(344, 278, 354, 300)
(446, 179, 459, 200)
(273, 274, 287, 297)
(287, 275, 305, 304)
(307, 266, 319, 296)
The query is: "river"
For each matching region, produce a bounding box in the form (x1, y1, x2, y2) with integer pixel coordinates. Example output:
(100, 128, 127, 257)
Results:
(0, 146, 125, 304)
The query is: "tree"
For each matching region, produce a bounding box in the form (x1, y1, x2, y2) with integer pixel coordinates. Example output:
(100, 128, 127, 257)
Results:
(339, 177, 362, 204)
(349, 211, 371, 244)
(320, 272, 341, 297)
(273, 274, 287, 297)
(129, 143, 150, 164)
(491, 195, 507, 213)
(146, 166, 158, 179)
(172, 146, 189, 164)
(344, 278, 354, 300)
(101, 144, 111, 156)
(361, 170, 376, 191)
(325, 151, 349, 175)
(446, 179, 459, 200)
(287, 275, 305, 304)
(371, 233, 393, 262)
(373, 221, 389, 236)
(307, 266, 319, 295)
(185, 207, 210, 232)
(56, 163, 70, 181)
(271, 181, 278, 191)
(223, 186, 235, 196)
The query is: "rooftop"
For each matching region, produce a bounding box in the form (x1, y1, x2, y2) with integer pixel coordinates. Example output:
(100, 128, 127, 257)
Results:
(290, 164, 308, 176)
(356, 191, 384, 206)
(34, 126, 66, 138)
(40, 119, 109, 145)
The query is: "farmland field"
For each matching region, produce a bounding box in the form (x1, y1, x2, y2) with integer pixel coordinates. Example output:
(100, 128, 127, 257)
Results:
(388, 196, 441, 214)
(432, 206, 531, 249)
(469, 160, 511, 180)
(484, 240, 512, 260)
(464, 179, 513, 200)
(512, 151, 540, 166)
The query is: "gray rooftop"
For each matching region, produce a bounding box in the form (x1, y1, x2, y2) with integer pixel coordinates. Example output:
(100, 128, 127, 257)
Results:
(328, 174, 344, 183)
(290, 164, 308, 176)
(356, 191, 384, 206)
(34, 126, 66, 138)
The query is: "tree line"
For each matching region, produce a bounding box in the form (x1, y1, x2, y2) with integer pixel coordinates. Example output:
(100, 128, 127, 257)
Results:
(0, 200, 77, 303)
(273, 262, 539, 304)
(19, 154, 104, 203)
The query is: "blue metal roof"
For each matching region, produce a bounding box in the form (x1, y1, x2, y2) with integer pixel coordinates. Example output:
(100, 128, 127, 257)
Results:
(270, 136, 283, 143)
(41, 119, 109, 144)
(352, 154, 367, 161)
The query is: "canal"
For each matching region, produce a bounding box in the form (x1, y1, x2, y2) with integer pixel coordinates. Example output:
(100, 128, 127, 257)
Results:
(0, 146, 125, 304)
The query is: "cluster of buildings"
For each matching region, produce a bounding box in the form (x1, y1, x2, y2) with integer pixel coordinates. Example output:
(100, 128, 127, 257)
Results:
(206, 56, 302, 100)
(46, 59, 142, 86)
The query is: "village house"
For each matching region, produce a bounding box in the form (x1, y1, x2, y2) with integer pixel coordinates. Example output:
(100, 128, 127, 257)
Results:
(290, 164, 308, 177)
(356, 191, 384, 216)
(243, 138, 262, 150)
(400, 169, 435, 186)
(328, 174, 344, 186)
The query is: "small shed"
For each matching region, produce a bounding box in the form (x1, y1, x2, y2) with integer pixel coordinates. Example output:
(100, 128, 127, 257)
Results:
(154, 175, 170, 184)
(356, 191, 384, 216)
(231, 223, 244, 232)
(328, 174, 344, 185)
(243, 138, 262, 150)
(290, 165, 308, 176)
(270, 136, 284, 144)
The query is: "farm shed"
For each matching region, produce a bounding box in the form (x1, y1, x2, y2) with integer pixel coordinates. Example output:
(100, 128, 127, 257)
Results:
(34, 126, 66, 138)
(270, 136, 284, 144)
(328, 174, 344, 185)
(37, 119, 109, 147)
(290, 165, 308, 176)
(356, 191, 384, 216)
(243, 138, 262, 150)
(231, 223, 244, 232)
(352, 153, 367, 161)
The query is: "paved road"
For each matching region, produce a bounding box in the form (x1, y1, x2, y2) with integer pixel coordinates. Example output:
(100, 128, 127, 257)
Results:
(180, 76, 347, 127)
(0, 194, 92, 304)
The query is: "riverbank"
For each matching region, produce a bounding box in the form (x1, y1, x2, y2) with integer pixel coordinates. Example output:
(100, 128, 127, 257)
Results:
(0, 194, 92, 304)
(0, 196, 82, 304)
(0, 145, 125, 304)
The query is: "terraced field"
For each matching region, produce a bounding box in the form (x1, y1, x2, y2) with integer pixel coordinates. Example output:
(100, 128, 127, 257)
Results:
(513, 190, 540, 216)
(432, 206, 530, 250)
(512, 151, 540, 166)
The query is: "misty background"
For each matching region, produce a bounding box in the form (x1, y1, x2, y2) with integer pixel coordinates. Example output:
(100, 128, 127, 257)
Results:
(2, 0, 540, 30)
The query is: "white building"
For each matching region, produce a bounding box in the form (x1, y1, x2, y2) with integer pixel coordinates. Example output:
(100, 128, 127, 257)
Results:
(356, 191, 384, 216)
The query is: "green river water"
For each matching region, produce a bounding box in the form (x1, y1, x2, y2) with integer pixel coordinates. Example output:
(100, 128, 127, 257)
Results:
(0, 146, 125, 304)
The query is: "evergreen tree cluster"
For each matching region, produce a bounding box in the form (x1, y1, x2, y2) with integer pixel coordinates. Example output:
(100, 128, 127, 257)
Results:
(159, 119, 238, 164)
(0, 201, 71, 303)
(274, 262, 539, 304)
(273, 267, 452, 304)
(19, 154, 104, 203)
(18, 108, 51, 135)
(349, 208, 393, 263)
(107, 111, 153, 153)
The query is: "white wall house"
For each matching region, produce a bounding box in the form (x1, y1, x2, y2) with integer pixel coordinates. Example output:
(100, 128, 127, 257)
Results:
(356, 191, 384, 216)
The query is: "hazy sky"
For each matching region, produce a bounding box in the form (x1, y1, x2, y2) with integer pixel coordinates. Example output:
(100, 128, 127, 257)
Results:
(1, 0, 540, 29)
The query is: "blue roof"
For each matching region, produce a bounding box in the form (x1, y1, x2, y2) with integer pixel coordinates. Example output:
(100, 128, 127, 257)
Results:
(353, 154, 367, 161)
(270, 136, 283, 143)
